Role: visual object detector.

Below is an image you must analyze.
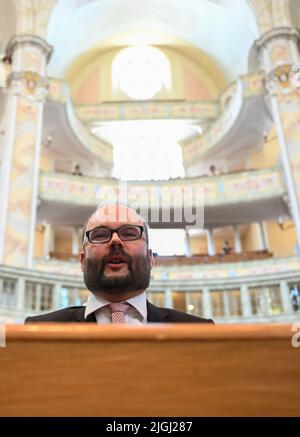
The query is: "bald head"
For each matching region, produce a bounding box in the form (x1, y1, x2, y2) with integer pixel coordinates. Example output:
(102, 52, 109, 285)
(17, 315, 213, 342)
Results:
(82, 204, 149, 245)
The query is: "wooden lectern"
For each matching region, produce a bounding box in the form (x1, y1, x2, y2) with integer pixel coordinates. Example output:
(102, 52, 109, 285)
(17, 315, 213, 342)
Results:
(0, 323, 299, 416)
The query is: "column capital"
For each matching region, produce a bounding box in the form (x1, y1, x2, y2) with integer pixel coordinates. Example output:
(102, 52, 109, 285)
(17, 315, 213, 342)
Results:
(6, 34, 53, 63)
(263, 63, 300, 97)
(254, 27, 300, 51)
(249, 27, 300, 72)
(6, 71, 49, 101)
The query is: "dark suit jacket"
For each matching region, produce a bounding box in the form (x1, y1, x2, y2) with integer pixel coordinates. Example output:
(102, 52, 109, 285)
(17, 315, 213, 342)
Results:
(25, 301, 214, 324)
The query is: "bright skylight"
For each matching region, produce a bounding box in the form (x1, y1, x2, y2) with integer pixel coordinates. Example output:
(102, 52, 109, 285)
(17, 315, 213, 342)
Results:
(149, 228, 186, 256)
(112, 46, 171, 100)
(92, 120, 196, 181)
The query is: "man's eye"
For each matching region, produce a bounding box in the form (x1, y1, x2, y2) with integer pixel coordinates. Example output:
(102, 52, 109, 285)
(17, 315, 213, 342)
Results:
(92, 230, 109, 239)
(123, 228, 139, 237)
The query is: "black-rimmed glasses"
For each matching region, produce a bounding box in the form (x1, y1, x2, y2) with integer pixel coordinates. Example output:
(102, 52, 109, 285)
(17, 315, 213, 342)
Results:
(85, 225, 144, 244)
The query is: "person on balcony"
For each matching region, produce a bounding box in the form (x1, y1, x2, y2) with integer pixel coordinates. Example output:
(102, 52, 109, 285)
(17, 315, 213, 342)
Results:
(209, 165, 218, 176)
(72, 164, 82, 176)
(222, 240, 232, 255)
(290, 286, 299, 311)
(25, 204, 214, 324)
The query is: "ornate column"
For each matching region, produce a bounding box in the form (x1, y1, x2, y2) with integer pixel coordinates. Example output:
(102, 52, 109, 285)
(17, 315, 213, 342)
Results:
(52, 282, 62, 310)
(280, 280, 293, 313)
(251, 28, 300, 248)
(43, 222, 54, 259)
(202, 287, 212, 319)
(258, 221, 269, 251)
(223, 291, 230, 317)
(206, 229, 216, 256)
(71, 227, 80, 257)
(16, 276, 25, 310)
(240, 284, 252, 317)
(232, 225, 242, 253)
(0, 35, 52, 268)
(164, 287, 173, 309)
(262, 286, 272, 315)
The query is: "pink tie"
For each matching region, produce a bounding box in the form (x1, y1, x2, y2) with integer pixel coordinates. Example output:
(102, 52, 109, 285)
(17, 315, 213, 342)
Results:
(108, 302, 130, 324)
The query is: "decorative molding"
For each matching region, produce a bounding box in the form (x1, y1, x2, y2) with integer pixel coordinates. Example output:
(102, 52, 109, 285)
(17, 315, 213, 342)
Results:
(6, 71, 49, 100)
(39, 168, 285, 208)
(264, 63, 300, 97)
(6, 34, 53, 62)
(249, 27, 300, 71)
(253, 26, 300, 52)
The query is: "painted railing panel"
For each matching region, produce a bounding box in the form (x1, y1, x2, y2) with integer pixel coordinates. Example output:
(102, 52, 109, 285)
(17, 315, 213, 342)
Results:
(76, 100, 219, 122)
(39, 168, 285, 208)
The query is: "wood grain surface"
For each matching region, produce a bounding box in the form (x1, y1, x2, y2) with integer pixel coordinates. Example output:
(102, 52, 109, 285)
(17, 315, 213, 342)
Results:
(0, 323, 299, 416)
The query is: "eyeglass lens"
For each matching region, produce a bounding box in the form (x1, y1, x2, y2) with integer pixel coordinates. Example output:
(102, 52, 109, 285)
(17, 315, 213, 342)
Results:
(89, 225, 141, 242)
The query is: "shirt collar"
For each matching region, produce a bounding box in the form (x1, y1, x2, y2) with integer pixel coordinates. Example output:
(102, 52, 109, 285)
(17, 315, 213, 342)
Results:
(84, 290, 148, 321)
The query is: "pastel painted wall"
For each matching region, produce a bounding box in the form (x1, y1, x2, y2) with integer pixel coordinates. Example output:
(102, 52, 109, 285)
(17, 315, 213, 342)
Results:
(182, 60, 214, 100)
(188, 222, 296, 257)
(75, 65, 100, 104)
(69, 46, 222, 104)
(55, 228, 72, 254)
(189, 235, 208, 255)
(242, 223, 261, 252)
(34, 228, 44, 258)
(248, 128, 280, 170)
(266, 221, 296, 257)
(40, 153, 53, 172)
(189, 233, 235, 255)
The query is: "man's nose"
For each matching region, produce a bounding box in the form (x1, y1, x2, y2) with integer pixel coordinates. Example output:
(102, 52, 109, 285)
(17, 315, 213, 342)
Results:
(108, 230, 124, 246)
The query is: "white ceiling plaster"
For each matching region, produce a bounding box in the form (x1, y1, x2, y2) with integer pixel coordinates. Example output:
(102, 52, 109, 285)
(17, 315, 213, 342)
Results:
(47, 0, 259, 83)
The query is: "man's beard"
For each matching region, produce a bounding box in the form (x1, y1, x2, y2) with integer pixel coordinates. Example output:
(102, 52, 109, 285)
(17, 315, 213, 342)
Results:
(82, 248, 151, 295)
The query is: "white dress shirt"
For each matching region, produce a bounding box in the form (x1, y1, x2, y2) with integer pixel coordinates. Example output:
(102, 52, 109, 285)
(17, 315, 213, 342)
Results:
(84, 291, 148, 324)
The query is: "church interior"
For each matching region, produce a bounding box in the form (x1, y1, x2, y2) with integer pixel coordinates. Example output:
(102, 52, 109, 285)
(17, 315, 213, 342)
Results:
(1, 0, 300, 324)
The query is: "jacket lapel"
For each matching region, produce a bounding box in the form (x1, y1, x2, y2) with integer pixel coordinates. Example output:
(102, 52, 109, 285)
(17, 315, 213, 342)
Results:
(147, 301, 170, 322)
(73, 307, 96, 323)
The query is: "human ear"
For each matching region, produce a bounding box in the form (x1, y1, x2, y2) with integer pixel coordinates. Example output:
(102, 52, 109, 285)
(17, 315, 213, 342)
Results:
(80, 251, 85, 272)
(148, 248, 154, 269)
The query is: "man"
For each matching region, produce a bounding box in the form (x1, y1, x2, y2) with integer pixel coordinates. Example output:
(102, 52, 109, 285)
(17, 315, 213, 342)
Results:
(25, 204, 214, 324)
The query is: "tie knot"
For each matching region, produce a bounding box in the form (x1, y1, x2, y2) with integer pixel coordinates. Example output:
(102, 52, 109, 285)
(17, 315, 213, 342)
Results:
(108, 302, 130, 324)
(108, 302, 129, 313)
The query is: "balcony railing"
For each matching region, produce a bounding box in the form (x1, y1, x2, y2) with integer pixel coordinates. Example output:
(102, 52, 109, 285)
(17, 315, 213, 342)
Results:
(39, 167, 285, 208)
(1, 259, 299, 324)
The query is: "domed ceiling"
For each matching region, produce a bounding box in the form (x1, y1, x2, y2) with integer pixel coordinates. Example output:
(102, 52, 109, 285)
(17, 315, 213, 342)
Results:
(47, 0, 259, 84)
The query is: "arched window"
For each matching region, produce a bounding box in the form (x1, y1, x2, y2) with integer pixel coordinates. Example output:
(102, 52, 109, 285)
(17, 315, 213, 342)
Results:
(112, 45, 171, 100)
(91, 46, 185, 180)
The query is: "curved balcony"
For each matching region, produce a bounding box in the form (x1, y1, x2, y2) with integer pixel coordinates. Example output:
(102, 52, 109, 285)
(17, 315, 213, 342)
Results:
(37, 167, 288, 228)
(76, 100, 219, 123)
(46, 73, 269, 178)
(181, 72, 270, 173)
(1, 256, 299, 323)
(45, 78, 113, 170)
